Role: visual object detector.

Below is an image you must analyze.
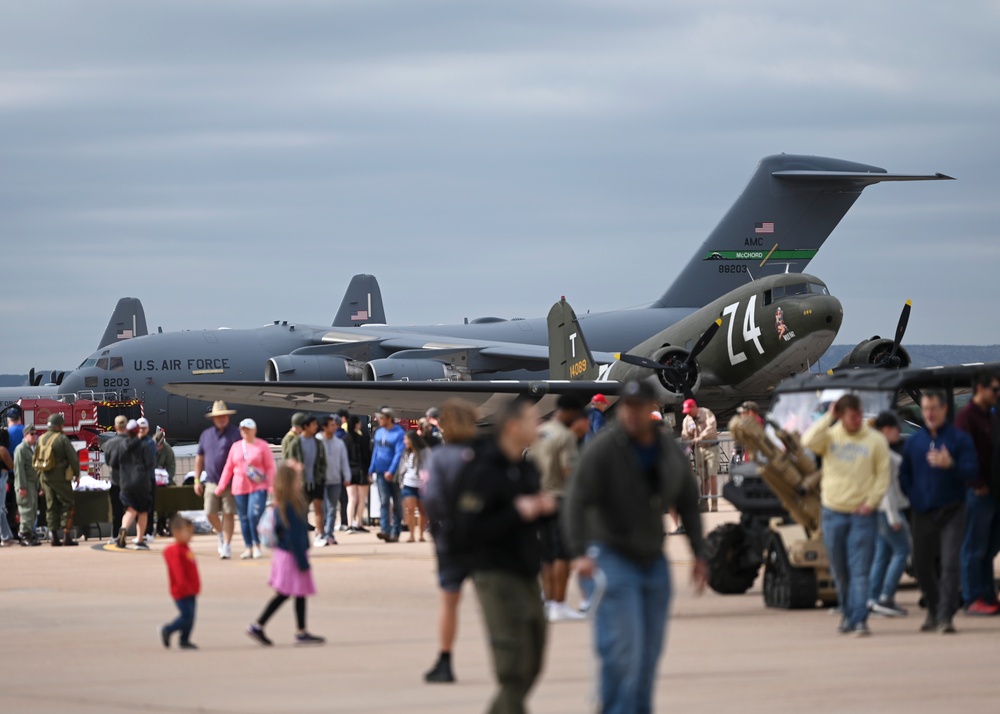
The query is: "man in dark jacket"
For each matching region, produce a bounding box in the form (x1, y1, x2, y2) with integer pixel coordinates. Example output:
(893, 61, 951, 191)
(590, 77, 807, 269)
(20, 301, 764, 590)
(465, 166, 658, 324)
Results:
(564, 380, 707, 714)
(102, 416, 129, 541)
(900, 390, 978, 633)
(455, 398, 556, 714)
(110, 420, 154, 550)
(954, 372, 1000, 614)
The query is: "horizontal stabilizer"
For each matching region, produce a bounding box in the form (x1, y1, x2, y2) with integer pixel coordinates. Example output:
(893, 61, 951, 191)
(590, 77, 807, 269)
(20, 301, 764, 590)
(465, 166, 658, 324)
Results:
(773, 171, 954, 184)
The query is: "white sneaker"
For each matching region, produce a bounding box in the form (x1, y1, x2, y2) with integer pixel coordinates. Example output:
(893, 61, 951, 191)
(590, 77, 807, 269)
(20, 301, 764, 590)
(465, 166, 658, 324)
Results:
(548, 602, 586, 622)
(220, 543, 231, 560)
(145, 533, 155, 544)
(313, 536, 328, 548)
(240, 549, 253, 560)
(252, 545, 263, 559)
(217, 533, 224, 555)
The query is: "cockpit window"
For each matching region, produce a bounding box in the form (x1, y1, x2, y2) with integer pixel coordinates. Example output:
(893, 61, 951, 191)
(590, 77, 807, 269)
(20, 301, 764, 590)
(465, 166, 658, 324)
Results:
(109, 357, 125, 372)
(96, 358, 109, 370)
(764, 282, 829, 305)
(78, 358, 98, 369)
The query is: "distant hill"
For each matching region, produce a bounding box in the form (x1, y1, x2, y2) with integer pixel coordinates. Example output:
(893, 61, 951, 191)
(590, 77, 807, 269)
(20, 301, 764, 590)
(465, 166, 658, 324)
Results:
(815, 345, 1000, 372)
(0, 375, 27, 388)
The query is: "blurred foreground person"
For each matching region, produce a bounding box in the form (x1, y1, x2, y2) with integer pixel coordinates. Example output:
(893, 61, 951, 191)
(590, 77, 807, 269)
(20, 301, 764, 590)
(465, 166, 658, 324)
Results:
(422, 399, 479, 683)
(901, 391, 977, 634)
(455, 398, 555, 713)
(565, 380, 707, 714)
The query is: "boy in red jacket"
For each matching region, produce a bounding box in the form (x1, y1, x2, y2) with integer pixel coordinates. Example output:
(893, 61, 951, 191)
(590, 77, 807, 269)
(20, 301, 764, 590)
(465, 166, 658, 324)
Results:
(160, 514, 201, 650)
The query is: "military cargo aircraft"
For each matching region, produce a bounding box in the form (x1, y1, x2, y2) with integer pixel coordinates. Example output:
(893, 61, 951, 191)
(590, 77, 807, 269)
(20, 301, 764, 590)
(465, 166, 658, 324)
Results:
(166, 271, 844, 422)
(59, 154, 951, 439)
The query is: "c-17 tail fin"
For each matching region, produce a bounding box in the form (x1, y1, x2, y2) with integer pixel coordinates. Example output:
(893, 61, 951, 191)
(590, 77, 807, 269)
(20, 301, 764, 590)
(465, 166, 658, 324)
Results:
(547, 297, 598, 381)
(654, 154, 953, 309)
(98, 297, 148, 350)
(333, 274, 387, 327)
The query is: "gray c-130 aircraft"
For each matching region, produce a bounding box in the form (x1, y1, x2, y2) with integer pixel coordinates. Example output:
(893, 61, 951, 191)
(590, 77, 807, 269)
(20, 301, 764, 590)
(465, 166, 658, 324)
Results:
(58, 154, 951, 439)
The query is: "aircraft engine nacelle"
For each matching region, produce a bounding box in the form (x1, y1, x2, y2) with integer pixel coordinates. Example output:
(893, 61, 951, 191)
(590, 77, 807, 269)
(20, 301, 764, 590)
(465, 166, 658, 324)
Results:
(834, 338, 911, 371)
(363, 359, 466, 382)
(265, 355, 363, 382)
(650, 346, 702, 402)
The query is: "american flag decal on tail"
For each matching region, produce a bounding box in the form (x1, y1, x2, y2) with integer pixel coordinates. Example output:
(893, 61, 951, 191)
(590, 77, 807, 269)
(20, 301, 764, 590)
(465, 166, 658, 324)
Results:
(755, 222, 775, 234)
(350, 310, 368, 321)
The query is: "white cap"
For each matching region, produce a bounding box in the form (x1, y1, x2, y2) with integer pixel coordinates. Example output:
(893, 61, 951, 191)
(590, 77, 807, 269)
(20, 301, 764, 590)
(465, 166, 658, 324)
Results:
(239, 418, 257, 430)
(136, 417, 150, 428)
(126, 419, 139, 431)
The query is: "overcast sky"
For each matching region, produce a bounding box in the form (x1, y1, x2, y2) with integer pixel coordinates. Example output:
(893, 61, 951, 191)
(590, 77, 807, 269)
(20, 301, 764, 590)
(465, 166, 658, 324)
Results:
(3, 1, 998, 373)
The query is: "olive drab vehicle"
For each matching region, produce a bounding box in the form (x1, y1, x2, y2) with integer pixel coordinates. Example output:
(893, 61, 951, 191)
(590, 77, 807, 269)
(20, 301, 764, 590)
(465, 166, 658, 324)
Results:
(703, 361, 1000, 610)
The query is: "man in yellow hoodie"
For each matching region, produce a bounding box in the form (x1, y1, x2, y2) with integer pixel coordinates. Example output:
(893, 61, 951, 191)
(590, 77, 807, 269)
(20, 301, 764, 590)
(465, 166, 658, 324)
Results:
(803, 394, 890, 637)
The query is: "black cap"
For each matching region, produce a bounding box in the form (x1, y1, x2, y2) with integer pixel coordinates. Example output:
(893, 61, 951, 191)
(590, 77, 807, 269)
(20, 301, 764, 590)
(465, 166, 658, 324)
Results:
(556, 395, 584, 412)
(619, 380, 656, 403)
(6, 406, 21, 420)
(873, 411, 899, 429)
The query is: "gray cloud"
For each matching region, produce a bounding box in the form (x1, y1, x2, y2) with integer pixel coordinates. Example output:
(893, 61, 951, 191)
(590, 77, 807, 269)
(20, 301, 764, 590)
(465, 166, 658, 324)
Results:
(2, 1, 998, 372)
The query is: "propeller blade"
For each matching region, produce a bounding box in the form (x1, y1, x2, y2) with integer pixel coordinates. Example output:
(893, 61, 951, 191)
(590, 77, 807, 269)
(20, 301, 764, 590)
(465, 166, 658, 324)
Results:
(616, 352, 668, 371)
(29, 368, 36, 387)
(685, 318, 724, 365)
(56, 372, 66, 386)
(889, 300, 911, 360)
(50, 371, 57, 385)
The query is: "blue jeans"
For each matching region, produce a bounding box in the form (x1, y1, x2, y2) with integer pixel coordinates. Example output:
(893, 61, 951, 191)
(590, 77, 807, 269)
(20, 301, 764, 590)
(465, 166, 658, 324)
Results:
(593, 545, 671, 714)
(0, 474, 14, 541)
(323, 482, 342, 538)
(869, 512, 911, 602)
(375, 474, 402, 536)
(822, 508, 877, 627)
(164, 596, 196, 645)
(234, 490, 268, 548)
(961, 490, 1000, 604)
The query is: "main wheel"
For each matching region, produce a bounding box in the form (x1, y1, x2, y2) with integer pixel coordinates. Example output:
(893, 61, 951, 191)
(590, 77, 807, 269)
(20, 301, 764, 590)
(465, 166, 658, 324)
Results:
(705, 523, 760, 594)
(762, 533, 819, 610)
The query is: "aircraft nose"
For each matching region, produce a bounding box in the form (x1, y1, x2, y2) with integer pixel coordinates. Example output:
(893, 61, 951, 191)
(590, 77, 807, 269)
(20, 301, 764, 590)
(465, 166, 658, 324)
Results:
(814, 294, 844, 332)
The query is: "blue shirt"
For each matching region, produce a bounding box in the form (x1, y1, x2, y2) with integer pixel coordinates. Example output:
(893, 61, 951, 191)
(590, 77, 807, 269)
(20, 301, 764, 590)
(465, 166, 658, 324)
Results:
(369, 424, 406, 476)
(900, 422, 978, 513)
(7, 424, 23, 454)
(197, 424, 241, 483)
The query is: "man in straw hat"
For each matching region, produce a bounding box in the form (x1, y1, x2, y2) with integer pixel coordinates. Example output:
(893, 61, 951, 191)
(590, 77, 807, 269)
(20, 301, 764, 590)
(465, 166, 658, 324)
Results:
(194, 401, 240, 559)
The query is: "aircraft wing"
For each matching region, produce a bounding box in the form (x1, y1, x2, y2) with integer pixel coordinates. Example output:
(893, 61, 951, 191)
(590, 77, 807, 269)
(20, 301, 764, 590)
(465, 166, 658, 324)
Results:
(164, 380, 620, 421)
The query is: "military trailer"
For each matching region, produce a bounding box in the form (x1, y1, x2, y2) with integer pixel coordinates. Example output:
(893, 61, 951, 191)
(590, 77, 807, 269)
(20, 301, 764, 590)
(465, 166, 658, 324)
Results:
(704, 363, 994, 609)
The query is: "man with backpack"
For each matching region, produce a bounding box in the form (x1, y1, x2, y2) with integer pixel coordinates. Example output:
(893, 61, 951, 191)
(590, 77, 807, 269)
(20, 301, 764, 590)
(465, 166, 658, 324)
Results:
(35, 413, 80, 547)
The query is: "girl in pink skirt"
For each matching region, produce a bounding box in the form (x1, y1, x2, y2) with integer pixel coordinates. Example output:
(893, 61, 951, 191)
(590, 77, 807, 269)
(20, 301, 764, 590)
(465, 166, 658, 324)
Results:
(246, 461, 325, 646)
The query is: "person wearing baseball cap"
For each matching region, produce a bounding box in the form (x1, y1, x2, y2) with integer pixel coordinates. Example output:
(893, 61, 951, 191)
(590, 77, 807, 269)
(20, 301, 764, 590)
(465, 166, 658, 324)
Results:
(13, 424, 40, 546)
(194, 401, 240, 559)
(369, 407, 406, 542)
(586, 394, 611, 442)
(37, 410, 81, 546)
(681, 398, 719, 513)
(134, 418, 160, 544)
(563, 379, 706, 713)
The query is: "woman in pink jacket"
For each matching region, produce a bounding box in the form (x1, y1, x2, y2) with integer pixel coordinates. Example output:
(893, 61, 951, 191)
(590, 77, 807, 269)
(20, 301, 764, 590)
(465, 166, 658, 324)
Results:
(217, 418, 277, 560)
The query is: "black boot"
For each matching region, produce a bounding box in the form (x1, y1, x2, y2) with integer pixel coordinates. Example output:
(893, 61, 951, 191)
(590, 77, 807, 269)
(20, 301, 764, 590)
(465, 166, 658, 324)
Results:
(424, 652, 455, 683)
(63, 531, 78, 547)
(51, 531, 63, 547)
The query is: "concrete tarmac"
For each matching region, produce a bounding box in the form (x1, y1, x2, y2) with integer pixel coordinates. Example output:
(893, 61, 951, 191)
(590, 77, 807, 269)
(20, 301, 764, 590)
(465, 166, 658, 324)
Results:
(2, 510, 999, 713)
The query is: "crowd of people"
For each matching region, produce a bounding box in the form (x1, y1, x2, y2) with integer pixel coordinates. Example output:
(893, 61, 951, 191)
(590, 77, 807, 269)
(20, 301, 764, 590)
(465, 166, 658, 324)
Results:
(801, 372, 1000, 636)
(6, 373, 1000, 714)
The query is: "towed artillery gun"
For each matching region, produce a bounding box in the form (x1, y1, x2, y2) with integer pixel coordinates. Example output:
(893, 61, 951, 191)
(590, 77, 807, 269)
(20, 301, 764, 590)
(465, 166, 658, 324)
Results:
(703, 364, 993, 609)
